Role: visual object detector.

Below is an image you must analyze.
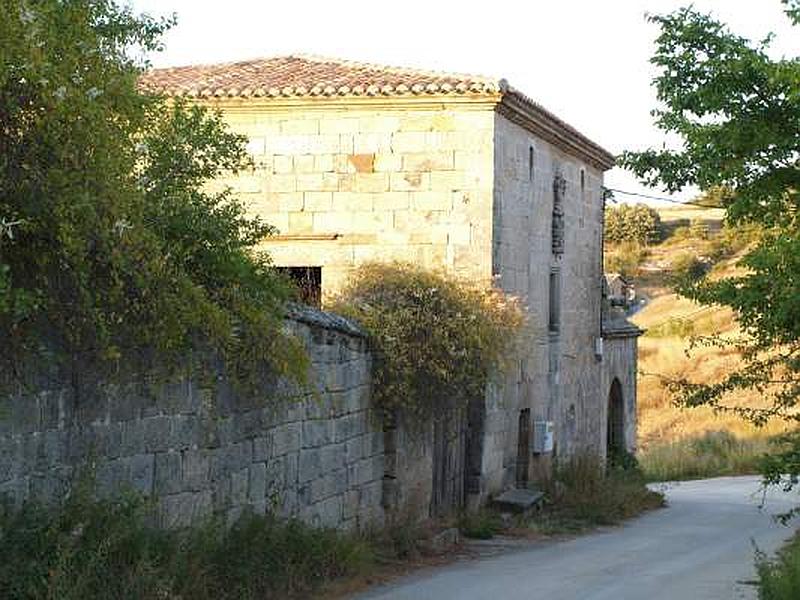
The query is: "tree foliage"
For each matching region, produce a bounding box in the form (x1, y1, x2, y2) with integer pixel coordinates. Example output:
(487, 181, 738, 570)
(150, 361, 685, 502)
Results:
(693, 185, 736, 208)
(619, 2, 800, 475)
(0, 0, 303, 383)
(604, 203, 662, 244)
(331, 263, 525, 420)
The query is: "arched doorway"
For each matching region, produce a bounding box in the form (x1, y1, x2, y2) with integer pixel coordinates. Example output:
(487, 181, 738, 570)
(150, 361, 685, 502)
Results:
(607, 378, 625, 463)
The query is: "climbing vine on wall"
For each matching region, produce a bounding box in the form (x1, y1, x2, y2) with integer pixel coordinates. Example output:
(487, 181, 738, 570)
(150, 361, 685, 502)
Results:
(332, 263, 526, 420)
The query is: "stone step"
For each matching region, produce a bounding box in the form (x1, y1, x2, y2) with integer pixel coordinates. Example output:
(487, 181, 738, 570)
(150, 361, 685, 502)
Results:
(492, 487, 545, 514)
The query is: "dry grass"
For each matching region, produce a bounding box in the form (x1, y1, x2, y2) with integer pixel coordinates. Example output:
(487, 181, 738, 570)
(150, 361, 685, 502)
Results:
(632, 294, 787, 452)
(628, 215, 791, 480)
(638, 430, 775, 482)
(633, 294, 791, 481)
(656, 206, 726, 223)
(527, 454, 665, 534)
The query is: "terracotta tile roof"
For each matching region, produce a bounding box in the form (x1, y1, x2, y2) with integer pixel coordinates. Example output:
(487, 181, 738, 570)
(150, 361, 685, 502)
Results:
(140, 54, 501, 99)
(140, 55, 615, 169)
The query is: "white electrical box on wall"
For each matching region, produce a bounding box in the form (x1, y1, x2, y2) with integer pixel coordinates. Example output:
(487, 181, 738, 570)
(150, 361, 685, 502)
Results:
(533, 421, 554, 454)
(594, 337, 604, 359)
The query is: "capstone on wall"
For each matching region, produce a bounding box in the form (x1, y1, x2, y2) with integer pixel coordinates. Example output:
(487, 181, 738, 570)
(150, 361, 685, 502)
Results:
(211, 102, 497, 298)
(0, 309, 384, 531)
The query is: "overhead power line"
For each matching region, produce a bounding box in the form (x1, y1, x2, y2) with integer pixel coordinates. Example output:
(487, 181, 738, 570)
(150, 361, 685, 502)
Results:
(604, 187, 722, 209)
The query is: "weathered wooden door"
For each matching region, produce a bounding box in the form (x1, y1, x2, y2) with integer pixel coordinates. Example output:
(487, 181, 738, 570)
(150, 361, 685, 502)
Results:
(431, 411, 466, 517)
(464, 395, 485, 496)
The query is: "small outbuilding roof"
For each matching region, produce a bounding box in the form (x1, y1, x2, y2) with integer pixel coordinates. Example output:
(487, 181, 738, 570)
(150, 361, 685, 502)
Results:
(605, 273, 630, 285)
(140, 55, 615, 170)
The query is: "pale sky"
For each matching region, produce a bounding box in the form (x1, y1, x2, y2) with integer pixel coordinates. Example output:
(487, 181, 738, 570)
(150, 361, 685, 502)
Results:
(129, 0, 797, 206)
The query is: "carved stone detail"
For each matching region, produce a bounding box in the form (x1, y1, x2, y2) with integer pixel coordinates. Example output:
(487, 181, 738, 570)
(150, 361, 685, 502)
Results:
(552, 174, 566, 255)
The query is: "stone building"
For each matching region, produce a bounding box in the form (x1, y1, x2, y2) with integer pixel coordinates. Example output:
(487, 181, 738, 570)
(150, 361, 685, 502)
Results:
(605, 272, 635, 307)
(142, 55, 641, 513)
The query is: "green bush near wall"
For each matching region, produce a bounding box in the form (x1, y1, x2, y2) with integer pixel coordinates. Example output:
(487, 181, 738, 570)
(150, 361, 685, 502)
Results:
(0, 493, 372, 600)
(331, 262, 526, 420)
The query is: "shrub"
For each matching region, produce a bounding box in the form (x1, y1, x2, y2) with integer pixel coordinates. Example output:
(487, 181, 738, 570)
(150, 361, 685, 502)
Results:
(689, 218, 710, 240)
(707, 222, 763, 261)
(0, 0, 305, 387)
(605, 203, 662, 245)
(669, 252, 707, 282)
(756, 534, 800, 600)
(175, 513, 372, 599)
(0, 494, 173, 600)
(331, 263, 525, 419)
(604, 241, 648, 278)
(529, 453, 664, 533)
(694, 185, 736, 208)
(459, 509, 504, 540)
(670, 225, 692, 241)
(0, 495, 372, 600)
(645, 317, 696, 339)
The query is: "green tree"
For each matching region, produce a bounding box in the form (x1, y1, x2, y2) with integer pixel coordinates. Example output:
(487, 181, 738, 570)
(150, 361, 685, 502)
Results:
(693, 185, 736, 208)
(0, 0, 303, 383)
(620, 2, 800, 483)
(605, 203, 662, 244)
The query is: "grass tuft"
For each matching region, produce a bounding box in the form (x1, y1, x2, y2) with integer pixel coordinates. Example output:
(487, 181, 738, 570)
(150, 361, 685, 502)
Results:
(0, 494, 372, 600)
(638, 430, 773, 482)
(458, 509, 504, 540)
(757, 533, 800, 600)
(527, 453, 665, 535)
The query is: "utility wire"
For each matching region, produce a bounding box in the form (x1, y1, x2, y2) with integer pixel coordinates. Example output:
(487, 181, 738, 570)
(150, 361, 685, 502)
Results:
(642, 304, 718, 331)
(604, 187, 723, 209)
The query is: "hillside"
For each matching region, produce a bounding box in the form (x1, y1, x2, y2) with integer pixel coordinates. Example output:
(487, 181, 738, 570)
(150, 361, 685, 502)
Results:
(605, 205, 790, 480)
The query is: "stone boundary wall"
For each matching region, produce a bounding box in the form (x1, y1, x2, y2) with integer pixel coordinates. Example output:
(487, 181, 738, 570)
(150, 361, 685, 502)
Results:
(0, 307, 384, 531)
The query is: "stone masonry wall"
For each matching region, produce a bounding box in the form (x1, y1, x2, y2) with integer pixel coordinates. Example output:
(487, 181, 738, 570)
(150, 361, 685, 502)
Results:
(487, 113, 606, 494)
(210, 102, 497, 299)
(601, 330, 640, 457)
(0, 308, 384, 531)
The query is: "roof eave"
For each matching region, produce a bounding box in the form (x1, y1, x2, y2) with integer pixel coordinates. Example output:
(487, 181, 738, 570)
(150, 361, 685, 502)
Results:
(497, 89, 616, 172)
(141, 86, 504, 112)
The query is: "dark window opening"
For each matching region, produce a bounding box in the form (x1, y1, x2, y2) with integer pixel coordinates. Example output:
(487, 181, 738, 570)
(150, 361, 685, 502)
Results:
(580, 168, 585, 192)
(548, 270, 560, 334)
(278, 266, 322, 307)
(529, 146, 535, 182)
(516, 408, 531, 487)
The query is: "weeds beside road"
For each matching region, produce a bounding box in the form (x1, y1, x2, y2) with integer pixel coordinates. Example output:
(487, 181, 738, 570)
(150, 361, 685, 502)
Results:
(459, 454, 665, 539)
(0, 455, 663, 600)
(757, 533, 800, 600)
(639, 430, 773, 482)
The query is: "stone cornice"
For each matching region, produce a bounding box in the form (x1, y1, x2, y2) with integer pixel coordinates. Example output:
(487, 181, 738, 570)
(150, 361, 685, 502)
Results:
(194, 93, 502, 114)
(184, 90, 615, 171)
(497, 86, 616, 171)
(269, 234, 340, 241)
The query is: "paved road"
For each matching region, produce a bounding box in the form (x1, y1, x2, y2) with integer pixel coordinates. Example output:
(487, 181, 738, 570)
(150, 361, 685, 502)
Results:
(356, 476, 799, 600)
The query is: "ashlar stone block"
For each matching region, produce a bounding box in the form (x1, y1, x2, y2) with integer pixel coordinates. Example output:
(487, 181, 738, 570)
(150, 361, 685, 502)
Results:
(299, 448, 323, 483)
(154, 451, 182, 495)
